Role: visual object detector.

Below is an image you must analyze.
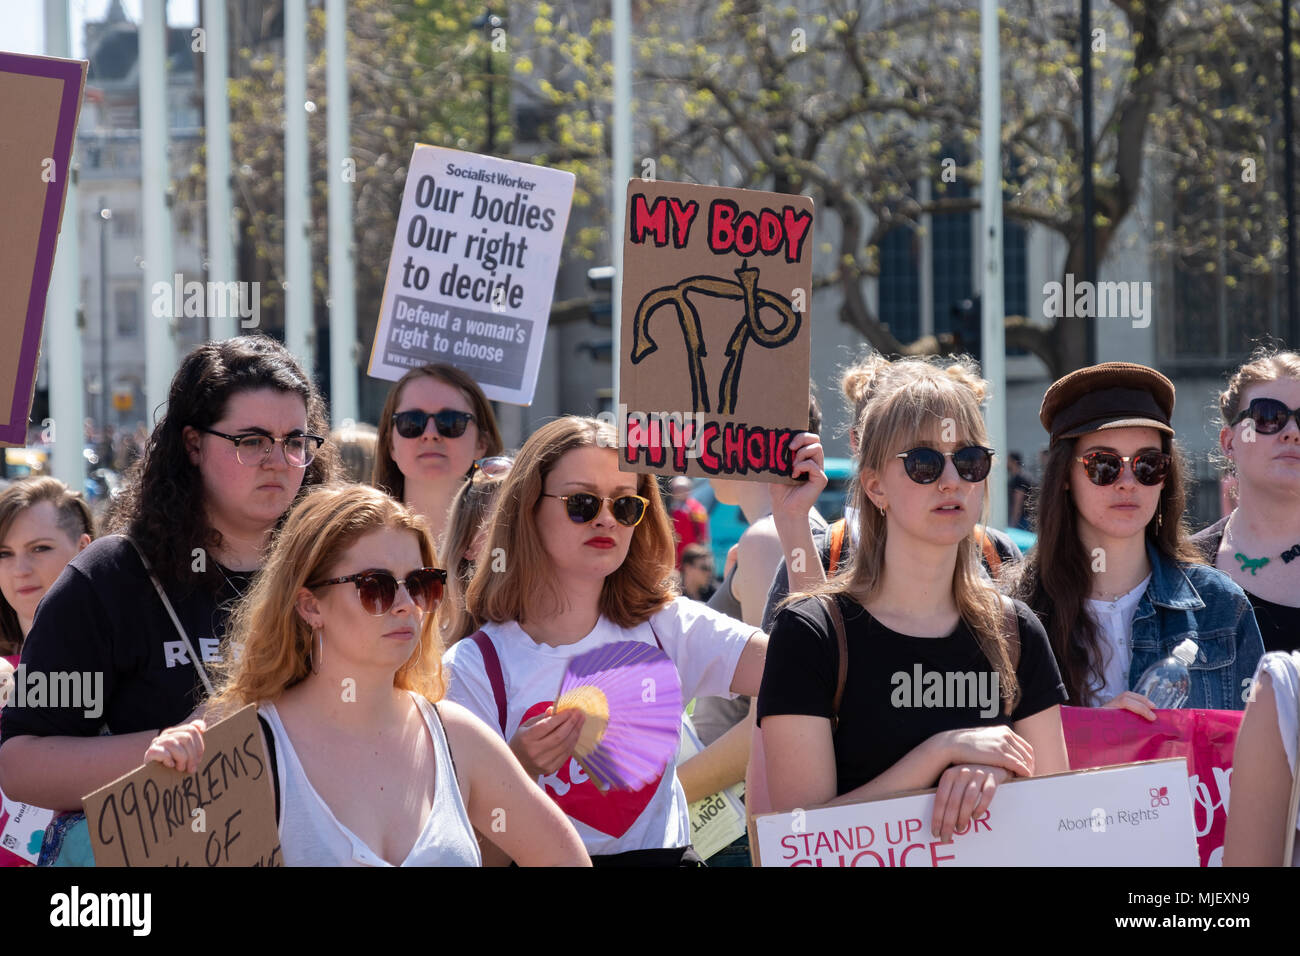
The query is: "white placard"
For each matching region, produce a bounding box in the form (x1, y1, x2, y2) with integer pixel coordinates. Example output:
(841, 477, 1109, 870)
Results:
(754, 759, 1199, 867)
(368, 145, 576, 406)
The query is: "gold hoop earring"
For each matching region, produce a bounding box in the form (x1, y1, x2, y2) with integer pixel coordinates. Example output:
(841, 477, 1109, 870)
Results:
(311, 627, 324, 675)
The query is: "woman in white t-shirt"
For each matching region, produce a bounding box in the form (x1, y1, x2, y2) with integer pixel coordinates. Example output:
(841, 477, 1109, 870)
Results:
(1224, 651, 1300, 866)
(145, 484, 588, 867)
(443, 416, 776, 866)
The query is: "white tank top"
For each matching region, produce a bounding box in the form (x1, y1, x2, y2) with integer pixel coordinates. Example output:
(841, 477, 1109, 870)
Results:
(259, 693, 481, 867)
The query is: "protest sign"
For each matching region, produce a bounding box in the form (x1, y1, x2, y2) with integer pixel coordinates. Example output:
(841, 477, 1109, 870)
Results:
(1062, 706, 1242, 867)
(0, 52, 87, 447)
(753, 759, 1199, 866)
(368, 145, 575, 406)
(83, 705, 282, 867)
(0, 786, 53, 866)
(618, 180, 815, 481)
(677, 714, 745, 859)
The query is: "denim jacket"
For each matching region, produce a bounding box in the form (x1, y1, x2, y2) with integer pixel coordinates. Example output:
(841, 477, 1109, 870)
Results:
(1126, 541, 1265, 711)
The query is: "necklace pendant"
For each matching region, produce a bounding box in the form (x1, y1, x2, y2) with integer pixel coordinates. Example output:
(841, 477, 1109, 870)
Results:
(1234, 552, 1270, 575)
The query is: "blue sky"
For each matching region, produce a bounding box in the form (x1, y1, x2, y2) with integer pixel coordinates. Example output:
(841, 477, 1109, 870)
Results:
(9, 1, 198, 58)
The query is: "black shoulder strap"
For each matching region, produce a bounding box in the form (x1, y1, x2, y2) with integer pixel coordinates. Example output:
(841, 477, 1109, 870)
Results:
(257, 714, 281, 827)
(824, 596, 849, 734)
(1001, 597, 1021, 716)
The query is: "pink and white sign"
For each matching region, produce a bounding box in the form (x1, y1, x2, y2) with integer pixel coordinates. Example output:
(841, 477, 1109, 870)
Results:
(1062, 706, 1242, 867)
(753, 759, 1199, 867)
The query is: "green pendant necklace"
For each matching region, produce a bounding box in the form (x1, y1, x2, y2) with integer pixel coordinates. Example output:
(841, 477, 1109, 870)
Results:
(1228, 516, 1300, 575)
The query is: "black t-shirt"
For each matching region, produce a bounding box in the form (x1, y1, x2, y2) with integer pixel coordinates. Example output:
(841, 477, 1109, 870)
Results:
(756, 593, 1066, 796)
(1190, 515, 1300, 653)
(1, 535, 253, 743)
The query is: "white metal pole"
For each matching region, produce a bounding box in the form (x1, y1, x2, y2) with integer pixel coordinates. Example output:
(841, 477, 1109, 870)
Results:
(326, 0, 357, 425)
(611, 0, 631, 406)
(140, 0, 175, 424)
(284, 0, 313, 369)
(43, 0, 85, 488)
(203, 0, 236, 341)
(980, 0, 1008, 530)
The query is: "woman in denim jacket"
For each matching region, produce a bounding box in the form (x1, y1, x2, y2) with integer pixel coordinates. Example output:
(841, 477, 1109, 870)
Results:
(1010, 363, 1264, 716)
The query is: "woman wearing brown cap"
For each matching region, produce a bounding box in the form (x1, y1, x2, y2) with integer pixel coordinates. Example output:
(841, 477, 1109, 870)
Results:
(1011, 363, 1264, 715)
(1192, 348, 1300, 654)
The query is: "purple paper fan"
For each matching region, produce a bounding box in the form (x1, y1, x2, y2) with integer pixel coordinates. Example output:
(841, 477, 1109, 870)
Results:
(555, 641, 682, 791)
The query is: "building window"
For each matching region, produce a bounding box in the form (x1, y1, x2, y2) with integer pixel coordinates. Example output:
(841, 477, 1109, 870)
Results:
(932, 170, 973, 338)
(115, 287, 139, 337)
(879, 225, 920, 343)
(112, 210, 136, 238)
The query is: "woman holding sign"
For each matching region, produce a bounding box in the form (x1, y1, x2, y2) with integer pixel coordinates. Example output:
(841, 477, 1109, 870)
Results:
(1010, 363, 1263, 716)
(0, 336, 337, 838)
(149, 484, 587, 867)
(442, 416, 818, 865)
(372, 364, 504, 549)
(757, 356, 1070, 849)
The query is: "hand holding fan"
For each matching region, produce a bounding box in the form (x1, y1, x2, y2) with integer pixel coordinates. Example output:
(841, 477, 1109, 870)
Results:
(554, 641, 682, 791)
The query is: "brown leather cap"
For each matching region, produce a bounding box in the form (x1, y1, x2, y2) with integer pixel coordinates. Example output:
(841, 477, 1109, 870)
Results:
(1039, 362, 1175, 441)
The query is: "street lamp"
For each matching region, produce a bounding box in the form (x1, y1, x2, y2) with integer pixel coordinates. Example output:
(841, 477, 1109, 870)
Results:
(98, 201, 112, 460)
(471, 10, 505, 153)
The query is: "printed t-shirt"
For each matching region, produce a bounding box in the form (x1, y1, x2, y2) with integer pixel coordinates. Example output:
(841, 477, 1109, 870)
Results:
(757, 593, 1067, 795)
(443, 596, 756, 856)
(0, 535, 252, 744)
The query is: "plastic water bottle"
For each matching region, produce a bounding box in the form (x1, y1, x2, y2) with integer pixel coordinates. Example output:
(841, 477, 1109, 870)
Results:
(1134, 639, 1198, 709)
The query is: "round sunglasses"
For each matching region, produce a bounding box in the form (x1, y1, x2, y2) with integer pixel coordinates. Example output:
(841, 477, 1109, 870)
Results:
(392, 408, 475, 440)
(307, 567, 447, 615)
(1074, 450, 1171, 486)
(471, 456, 513, 479)
(542, 492, 650, 527)
(895, 446, 995, 484)
(1231, 397, 1300, 435)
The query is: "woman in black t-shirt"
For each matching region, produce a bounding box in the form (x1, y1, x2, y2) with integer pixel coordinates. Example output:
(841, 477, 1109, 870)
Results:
(0, 336, 338, 813)
(1192, 348, 1300, 654)
(756, 356, 1069, 843)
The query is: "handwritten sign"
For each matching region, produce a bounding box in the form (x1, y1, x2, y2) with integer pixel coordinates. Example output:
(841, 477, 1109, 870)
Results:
(618, 180, 815, 481)
(677, 715, 745, 859)
(753, 759, 1199, 866)
(368, 145, 575, 406)
(0, 52, 87, 446)
(83, 705, 282, 867)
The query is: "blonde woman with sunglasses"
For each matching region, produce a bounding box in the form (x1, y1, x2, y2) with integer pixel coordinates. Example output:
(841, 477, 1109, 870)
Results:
(442, 416, 819, 866)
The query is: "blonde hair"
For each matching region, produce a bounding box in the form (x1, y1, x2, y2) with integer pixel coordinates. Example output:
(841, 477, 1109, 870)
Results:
(466, 417, 677, 628)
(1218, 346, 1300, 427)
(441, 470, 506, 645)
(841, 353, 895, 450)
(209, 483, 445, 715)
(799, 355, 1019, 714)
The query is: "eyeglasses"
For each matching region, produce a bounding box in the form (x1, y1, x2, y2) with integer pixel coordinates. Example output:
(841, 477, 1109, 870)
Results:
(392, 409, 475, 440)
(199, 427, 324, 467)
(895, 446, 995, 484)
(1075, 450, 1171, 486)
(542, 492, 650, 527)
(1231, 398, 1300, 435)
(471, 456, 513, 479)
(307, 567, 447, 616)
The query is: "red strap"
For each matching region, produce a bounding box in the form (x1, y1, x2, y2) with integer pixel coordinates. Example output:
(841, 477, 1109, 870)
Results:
(827, 519, 846, 575)
(469, 629, 508, 736)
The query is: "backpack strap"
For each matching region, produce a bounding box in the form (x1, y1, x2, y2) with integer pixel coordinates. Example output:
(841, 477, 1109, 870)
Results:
(469, 629, 508, 736)
(827, 519, 847, 576)
(256, 713, 281, 828)
(825, 596, 849, 734)
(976, 526, 1002, 577)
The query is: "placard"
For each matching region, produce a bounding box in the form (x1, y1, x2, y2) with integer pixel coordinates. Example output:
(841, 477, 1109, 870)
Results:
(83, 705, 282, 867)
(753, 759, 1199, 866)
(0, 52, 87, 446)
(368, 145, 575, 405)
(677, 714, 745, 859)
(618, 180, 814, 481)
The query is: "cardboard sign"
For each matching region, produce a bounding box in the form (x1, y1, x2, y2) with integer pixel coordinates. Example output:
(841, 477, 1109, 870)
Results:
(753, 759, 1199, 866)
(0, 52, 87, 447)
(618, 180, 814, 481)
(368, 145, 575, 405)
(677, 714, 745, 859)
(83, 705, 282, 867)
(1063, 706, 1243, 867)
